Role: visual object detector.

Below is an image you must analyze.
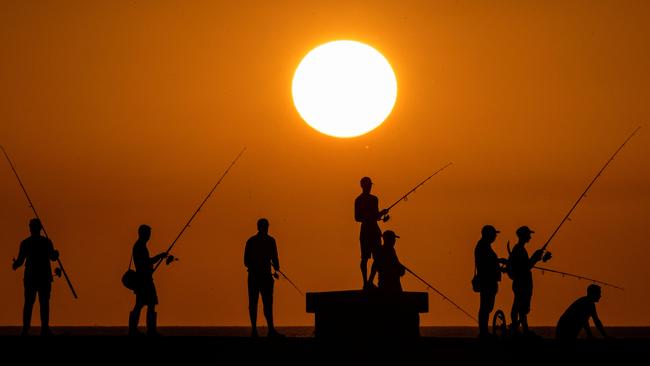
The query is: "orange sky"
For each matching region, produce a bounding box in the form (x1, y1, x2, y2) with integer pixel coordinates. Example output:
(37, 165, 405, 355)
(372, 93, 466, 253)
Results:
(1, 1, 649, 326)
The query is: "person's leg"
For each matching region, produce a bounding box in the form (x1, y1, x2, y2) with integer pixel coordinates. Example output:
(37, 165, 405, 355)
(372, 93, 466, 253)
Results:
(22, 285, 37, 336)
(38, 282, 52, 335)
(248, 274, 259, 336)
(510, 289, 521, 334)
(262, 276, 283, 337)
(478, 289, 496, 337)
(521, 291, 532, 334)
(129, 300, 144, 335)
(146, 304, 158, 336)
(520, 314, 529, 333)
(261, 276, 274, 331)
(360, 257, 369, 287)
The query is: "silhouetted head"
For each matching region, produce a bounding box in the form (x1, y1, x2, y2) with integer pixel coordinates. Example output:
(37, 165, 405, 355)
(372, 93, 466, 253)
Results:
(480, 225, 500, 243)
(29, 218, 42, 235)
(382, 230, 399, 247)
(257, 218, 269, 235)
(516, 226, 534, 244)
(587, 284, 602, 303)
(138, 224, 151, 241)
(360, 176, 372, 193)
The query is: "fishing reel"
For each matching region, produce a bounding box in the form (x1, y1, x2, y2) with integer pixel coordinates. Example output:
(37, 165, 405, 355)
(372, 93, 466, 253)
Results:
(165, 255, 178, 265)
(54, 267, 62, 278)
(542, 251, 552, 262)
(272, 271, 280, 280)
(381, 215, 390, 223)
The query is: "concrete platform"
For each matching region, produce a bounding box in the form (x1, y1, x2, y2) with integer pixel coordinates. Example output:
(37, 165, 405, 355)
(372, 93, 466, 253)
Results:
(306, 290, 428, 337)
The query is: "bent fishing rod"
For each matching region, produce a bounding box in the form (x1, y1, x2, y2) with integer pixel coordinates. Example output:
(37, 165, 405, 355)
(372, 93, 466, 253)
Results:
(404, 265, 477, 322)
(1, 146, 78, 299)
(384, 163, 452, 214)
(541, 127, 640, 252)
(534, 266, 624, 290)
(274, 268, 304, 296)
(153, 147, 246, 272)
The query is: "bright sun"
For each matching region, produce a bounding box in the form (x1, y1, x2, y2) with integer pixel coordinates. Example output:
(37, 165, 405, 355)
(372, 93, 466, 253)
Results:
(292, 40, 397, 138)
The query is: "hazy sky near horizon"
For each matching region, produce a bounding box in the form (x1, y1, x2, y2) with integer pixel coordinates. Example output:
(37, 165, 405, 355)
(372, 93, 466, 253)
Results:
(1, 0, 649, 326)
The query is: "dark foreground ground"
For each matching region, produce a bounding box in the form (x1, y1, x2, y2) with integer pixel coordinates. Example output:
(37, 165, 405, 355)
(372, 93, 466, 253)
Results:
(0, 327, 648, 363)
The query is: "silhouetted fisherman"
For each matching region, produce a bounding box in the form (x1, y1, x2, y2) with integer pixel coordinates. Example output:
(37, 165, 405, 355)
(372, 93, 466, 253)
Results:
(355, 176, 389, 290)
(368, 230, 405, 294)
(12, 218, 59, 336)
(556, 284, 610, 340)
(244, 218, 284, 338)
(508, 226, 552, 337)
(129, 224, 169, 336)
(474, 225, 508, 339)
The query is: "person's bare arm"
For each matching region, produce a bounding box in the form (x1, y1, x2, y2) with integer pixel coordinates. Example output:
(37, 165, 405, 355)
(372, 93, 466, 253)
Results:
(12, 242, 26, 270)
(583, 320, 593, 338)
(592, 312, 609, 338)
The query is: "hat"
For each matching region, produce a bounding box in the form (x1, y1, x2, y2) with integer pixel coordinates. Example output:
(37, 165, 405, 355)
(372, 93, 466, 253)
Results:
(382, 230, 400, 239)
(516, 226, 535, 237)
(481, 225, 500, 236)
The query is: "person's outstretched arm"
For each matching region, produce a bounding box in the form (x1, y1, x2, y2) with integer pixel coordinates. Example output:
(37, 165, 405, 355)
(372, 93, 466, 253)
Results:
(150, 252, 168, 265)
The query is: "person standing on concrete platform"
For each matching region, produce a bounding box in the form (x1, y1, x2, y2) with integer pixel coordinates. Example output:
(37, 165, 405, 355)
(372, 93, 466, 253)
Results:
(556, 284, 610, 340)
(244, 218, 284, 338)
(129, 224, 169, 336)
(368, 230, 405, 294)
(474, 225, 508, 339)
(12, 218, 59, 336)
(355, 176, 389, 290)
(508, 226, 552, 337)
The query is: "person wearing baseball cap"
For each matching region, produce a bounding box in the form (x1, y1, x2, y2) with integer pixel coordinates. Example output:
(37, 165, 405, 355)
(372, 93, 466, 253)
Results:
(355, 176, 390, 290)
(368, 230, 405, 294)
(474, 225, 508, 339)
(508, 225, 552, 337)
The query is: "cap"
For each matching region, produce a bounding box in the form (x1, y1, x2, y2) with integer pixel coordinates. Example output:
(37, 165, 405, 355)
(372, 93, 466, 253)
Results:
(516, 226, 535, 237)
(382, 230, 400, 239)
(481, 225, 500, 236)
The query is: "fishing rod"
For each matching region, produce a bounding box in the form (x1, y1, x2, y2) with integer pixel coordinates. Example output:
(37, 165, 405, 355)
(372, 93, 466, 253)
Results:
(541, 127, 641, 252)
(534, 266, 624, 290)
(1, 146, 78, 299)
(404, 266, 477, 322)
(384, 163, 452, 215)
(275, 269, 304, 296)
(153, 147, 246, 272)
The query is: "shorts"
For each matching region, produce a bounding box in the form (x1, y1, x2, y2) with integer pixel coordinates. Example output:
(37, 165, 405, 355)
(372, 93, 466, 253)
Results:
(360, 234, 381, 260)
(135, 277, 158, 306)
(248, 273, 274, 310)
(512, 282, 533, 315)
(24, 280, 52, 303)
